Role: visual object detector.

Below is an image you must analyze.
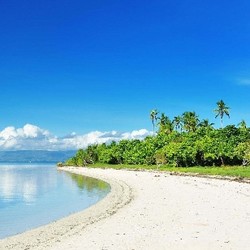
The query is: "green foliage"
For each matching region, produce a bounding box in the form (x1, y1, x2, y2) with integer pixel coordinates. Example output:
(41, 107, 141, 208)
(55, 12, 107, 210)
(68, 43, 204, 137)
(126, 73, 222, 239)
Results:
(158, 113, 174, 134)
(64, 156, 77, 166)
(182, 111, 199, 132)
(57, 162, 63, 167)
(64, 102, 250, 168)
(64, 124, 250, 168)
(90, 163, 250, 179)
(235, 141, 250, 166)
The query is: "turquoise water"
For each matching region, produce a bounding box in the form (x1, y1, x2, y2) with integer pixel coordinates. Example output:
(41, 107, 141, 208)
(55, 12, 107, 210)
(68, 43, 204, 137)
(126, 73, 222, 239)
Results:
(0, 164, 110, 239)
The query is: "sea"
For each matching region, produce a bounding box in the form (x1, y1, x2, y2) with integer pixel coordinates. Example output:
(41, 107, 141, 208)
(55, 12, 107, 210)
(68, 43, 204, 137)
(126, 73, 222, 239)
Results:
(0, 163, 110, 239)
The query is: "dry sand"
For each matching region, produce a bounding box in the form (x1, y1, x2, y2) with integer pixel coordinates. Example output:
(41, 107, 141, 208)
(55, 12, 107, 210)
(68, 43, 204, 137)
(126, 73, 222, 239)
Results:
(1, 167, 250, 250)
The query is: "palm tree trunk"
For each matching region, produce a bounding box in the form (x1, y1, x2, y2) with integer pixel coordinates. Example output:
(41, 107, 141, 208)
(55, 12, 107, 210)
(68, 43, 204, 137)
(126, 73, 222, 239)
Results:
(220, 156, 225, 166)
(220, 118, 223, 128)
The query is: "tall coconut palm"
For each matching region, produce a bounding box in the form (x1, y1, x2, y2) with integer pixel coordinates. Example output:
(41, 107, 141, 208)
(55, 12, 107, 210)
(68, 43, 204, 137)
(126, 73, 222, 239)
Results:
(214, 100, 230, 128)
(150, 109, 159, 135)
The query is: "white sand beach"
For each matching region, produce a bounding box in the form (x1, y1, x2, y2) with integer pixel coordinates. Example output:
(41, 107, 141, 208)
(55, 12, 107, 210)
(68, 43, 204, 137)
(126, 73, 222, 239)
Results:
(1, 167, 250, 250)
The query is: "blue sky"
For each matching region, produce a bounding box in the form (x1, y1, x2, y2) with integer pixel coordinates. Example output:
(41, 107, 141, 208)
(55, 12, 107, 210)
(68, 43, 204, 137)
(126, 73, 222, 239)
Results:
(0, 0, 250, 149)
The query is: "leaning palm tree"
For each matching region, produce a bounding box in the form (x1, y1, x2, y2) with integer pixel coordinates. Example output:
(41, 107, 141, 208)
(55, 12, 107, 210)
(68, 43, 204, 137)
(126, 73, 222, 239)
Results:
(214, 100, 230, 128)
(150, 109, 159, 135)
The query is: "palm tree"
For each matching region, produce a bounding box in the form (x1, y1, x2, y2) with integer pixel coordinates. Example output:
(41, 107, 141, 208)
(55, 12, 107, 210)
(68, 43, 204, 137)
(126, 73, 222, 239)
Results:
(150, 109, 159, 135)
(158, 113, 173, 134)
(182, 111, 199, 132)
(158, 113, 168, 133)
(173, 115, 182, 132)
(198, 119, 214, 129)
(238, 120, 247, 130)
(214, 100, 230, 128)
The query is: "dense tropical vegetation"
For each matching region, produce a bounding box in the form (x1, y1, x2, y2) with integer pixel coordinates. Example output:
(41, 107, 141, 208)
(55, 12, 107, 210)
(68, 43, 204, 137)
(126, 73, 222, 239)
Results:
(63, 101, 250, 169)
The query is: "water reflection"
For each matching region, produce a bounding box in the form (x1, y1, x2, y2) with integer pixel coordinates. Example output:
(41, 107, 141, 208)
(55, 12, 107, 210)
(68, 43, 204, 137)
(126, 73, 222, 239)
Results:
(0, 165, 57, 206)
(66, 172, 110, 194)
(0, 164, 110, 239)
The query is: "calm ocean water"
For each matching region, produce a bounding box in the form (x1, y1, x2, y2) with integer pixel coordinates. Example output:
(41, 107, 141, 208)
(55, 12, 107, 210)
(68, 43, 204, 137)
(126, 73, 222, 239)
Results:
(0, 164, 110, 239)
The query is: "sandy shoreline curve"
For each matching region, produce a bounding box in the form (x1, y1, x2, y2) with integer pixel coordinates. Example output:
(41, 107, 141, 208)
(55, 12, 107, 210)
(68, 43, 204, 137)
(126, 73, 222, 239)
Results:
(0, 167, 133, 250)
(1, 167, 250, 250)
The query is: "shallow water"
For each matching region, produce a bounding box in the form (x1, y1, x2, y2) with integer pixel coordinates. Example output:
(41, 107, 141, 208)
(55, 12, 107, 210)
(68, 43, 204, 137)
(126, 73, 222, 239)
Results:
(0, 164, 110, 239)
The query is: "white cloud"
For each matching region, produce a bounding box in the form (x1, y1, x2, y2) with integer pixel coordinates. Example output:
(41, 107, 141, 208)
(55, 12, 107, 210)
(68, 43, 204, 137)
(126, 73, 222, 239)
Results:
(22, 124, 50, 138)
(59, 129, 152, 150)
(0, 126, 18, 140)
(0, 124, 152, 151)
(0, 124, 52, 150)
(121, 129, 150, 140)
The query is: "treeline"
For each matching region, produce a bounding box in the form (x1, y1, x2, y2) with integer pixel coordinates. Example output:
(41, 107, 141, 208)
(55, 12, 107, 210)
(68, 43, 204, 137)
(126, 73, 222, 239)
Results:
(63, 101, 250, 167)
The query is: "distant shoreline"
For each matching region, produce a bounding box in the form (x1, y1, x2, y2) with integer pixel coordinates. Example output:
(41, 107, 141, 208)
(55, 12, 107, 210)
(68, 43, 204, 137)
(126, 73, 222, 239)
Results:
(0, 150, 76, 164)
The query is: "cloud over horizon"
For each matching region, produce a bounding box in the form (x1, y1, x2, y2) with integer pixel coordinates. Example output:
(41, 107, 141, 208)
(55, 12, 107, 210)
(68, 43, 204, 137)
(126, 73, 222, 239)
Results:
(0, 124, 152, 151)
